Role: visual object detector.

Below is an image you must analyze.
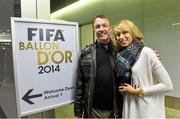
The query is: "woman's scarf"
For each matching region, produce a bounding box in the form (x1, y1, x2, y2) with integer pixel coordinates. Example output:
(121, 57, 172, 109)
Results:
(115, 39, 144, 85)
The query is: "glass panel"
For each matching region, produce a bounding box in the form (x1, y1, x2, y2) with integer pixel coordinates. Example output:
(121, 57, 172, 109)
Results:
(0, 42, 18, 117)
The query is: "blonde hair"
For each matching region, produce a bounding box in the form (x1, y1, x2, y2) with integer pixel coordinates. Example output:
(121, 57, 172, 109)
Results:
(113, 19, 144, 49)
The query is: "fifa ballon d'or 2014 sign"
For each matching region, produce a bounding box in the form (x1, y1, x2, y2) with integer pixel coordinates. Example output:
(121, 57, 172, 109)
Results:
(11, 18, 79, 117)
(19, 28, 73, 74)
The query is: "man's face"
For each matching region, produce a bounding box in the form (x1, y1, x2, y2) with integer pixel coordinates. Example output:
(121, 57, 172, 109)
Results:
(93, 18, 112, 44)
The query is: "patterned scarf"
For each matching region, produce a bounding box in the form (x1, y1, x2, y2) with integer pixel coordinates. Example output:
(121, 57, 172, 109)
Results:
(115, 39, 144, 85)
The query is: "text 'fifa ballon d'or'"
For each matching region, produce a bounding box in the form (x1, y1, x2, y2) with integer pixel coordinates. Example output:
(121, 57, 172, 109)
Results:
(18, 27, 73, 65)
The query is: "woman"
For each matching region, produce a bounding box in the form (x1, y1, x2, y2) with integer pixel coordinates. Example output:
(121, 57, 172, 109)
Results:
(113, 19, 173, 118)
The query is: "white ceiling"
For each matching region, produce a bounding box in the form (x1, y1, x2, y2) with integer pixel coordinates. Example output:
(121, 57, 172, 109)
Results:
(51, 0, 180, 26)
(51, 0, 142, 25)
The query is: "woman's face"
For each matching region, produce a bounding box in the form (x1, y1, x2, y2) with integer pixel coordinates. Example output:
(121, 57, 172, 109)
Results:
(115, 30, 133, 47)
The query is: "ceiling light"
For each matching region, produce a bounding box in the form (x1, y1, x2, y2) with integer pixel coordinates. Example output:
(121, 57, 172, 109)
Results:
(172, 22, 180, 26)
(51, 0, 93, 19)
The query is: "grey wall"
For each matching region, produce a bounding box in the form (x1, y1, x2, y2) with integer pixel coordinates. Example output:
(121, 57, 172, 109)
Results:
(142, 0, 180, 97)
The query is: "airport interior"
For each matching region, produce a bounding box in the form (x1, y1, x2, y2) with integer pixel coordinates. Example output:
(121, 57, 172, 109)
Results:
(0, 0, 180, 118)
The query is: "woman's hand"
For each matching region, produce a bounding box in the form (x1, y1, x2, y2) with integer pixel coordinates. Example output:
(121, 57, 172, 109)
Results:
(119, 83, 140, 95)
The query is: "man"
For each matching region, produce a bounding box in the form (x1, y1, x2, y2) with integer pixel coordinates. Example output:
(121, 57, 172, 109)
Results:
(74, 15, 123, 118)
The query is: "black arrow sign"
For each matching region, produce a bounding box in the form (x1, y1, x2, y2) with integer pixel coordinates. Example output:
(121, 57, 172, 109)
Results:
(22, 89, 42, 105)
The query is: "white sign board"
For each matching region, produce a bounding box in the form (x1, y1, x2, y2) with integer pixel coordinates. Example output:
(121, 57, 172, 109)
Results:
(11, 18, 79, 117)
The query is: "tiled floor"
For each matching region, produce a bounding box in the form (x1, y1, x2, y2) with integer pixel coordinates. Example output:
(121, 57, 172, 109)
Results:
(55, 105, 180, 118)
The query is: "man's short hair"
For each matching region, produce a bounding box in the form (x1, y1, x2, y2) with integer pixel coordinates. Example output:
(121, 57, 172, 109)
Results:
(93, 15, 111, 26)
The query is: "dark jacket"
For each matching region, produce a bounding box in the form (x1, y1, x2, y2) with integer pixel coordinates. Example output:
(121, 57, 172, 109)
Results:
(74, 41, 123, 118)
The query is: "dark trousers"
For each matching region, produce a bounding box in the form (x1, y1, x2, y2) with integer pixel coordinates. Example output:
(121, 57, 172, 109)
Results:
(0, 106, 6, 118)
(91, 108, 114, 118)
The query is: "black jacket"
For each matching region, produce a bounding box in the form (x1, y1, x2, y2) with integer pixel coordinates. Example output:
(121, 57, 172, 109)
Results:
(74, 41, 123, 118)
